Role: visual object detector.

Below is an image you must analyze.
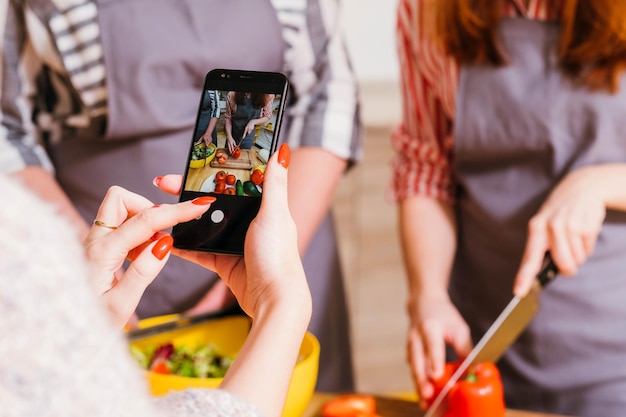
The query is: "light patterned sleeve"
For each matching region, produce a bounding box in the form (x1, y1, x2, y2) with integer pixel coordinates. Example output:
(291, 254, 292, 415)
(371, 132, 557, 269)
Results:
(0, 1, 54, 174)
(208, 90, 220, 118)
(155, 389, 265, 417)
(274, 0, 362, 167)
(390, 0, 458, 203)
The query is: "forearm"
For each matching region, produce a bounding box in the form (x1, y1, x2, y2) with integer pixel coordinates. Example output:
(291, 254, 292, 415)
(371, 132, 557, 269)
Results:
(252, 116, 270, 126)
(219, 299, 311, 417)
(287, 147, 347, 254)
(399, 195, 457, 299)
(204, 117, 218, 136)
(593, 163, 626, 211)
(10, 166, 90, 238)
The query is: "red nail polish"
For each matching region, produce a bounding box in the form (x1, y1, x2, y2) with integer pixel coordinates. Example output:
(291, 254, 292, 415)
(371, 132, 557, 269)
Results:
(150, 232, 159, 242)
(152, 176, 163, 187)
(152, 235, 173, 260)
(192, 196, 217, 205)
(152, 204, 160, 208)
(277, 143, 290, 168)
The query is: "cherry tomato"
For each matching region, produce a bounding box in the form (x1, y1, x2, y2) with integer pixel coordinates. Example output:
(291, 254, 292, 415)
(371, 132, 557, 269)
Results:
(150, 359, 170, 375)
(225, 174, 237, 185)
(231, 147, 241, 159)
(214, 182, 226, 194)
(250, 169, 264, 186)
(224, 188, 236, 195)
(215, 170, 227, 183)
(321, 394, 376, 417)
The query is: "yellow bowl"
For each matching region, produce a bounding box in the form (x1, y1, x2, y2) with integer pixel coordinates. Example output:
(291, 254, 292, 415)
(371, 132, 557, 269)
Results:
(189, 143, 216, 168)
(130, 315, 319, 417)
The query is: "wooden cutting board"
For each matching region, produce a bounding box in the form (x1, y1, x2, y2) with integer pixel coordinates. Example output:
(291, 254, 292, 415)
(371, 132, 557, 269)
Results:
(210, 148, 253, 170)
(304, 393, 575, 417)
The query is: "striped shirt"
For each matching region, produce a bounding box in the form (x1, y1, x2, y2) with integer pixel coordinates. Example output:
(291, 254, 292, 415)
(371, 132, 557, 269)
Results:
(391, 0, 556, 203)
(0, 0, 361, 174)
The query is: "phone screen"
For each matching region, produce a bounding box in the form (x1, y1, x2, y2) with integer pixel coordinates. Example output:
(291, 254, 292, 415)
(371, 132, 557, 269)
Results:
(173, 69, 289, 255)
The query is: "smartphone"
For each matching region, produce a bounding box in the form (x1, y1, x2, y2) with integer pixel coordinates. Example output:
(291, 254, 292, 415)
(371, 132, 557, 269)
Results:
(173, 69, 289, 255)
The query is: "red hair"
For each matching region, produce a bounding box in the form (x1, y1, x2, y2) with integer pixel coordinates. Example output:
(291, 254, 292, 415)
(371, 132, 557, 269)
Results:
(434, 0, 626, 92)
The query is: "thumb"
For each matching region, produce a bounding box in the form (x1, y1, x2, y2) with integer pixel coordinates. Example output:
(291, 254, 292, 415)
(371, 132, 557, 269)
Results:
(258, 143, 290, 217)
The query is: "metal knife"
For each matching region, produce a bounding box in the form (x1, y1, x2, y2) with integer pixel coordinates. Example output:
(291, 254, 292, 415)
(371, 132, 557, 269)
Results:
(126, 309, 242, 342)
(424, 254, 558, 417)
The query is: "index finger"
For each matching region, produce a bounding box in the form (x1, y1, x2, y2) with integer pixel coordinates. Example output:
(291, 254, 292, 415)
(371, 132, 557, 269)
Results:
(514, 217, 549, 296)
(88, 185, 154, 241)
(98, 197, 216, 255)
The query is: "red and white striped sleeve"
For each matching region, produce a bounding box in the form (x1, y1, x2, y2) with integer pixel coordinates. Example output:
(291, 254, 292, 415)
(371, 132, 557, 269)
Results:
(390, 0, 554, 204)
(390, 0, 459, 203)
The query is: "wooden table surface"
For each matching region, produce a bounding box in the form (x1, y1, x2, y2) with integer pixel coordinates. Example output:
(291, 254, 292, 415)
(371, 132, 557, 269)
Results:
(303, 393, 575, 417)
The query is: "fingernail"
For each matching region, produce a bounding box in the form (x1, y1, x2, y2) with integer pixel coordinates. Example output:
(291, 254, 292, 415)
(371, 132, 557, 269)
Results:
(152, 235, 173, 260)
(152, 204, 160, 208)
(277, 143, 290, 168)
(152, 176, 163, 187)
(192, 196, 217, 205)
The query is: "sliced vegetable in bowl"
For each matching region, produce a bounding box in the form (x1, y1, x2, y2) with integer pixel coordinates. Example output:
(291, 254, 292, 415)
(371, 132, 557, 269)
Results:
(130, 342, 233, 378)
(189, 143, 217, 168)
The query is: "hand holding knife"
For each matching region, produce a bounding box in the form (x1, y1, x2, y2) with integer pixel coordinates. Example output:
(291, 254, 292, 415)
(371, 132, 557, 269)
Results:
(423, 254, 558, 417)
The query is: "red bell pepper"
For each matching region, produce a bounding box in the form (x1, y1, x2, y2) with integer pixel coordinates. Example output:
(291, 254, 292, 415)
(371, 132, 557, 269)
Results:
(443, 362, 506, 417)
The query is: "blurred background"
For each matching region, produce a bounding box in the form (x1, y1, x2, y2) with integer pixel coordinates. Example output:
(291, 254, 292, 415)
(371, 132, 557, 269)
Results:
(332, 0, 413, 395)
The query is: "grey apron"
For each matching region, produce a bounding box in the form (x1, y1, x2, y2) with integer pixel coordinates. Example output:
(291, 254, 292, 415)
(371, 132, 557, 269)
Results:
(451, 18, 626, 416)
(46, 0, 354, 392)
(231, 95, 261, 149)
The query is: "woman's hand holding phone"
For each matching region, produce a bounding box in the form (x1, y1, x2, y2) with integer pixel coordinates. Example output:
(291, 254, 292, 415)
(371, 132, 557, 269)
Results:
(155, 144, 309, 320)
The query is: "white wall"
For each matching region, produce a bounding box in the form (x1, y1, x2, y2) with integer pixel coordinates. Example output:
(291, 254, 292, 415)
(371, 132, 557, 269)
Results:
(341, 0, 400, 83)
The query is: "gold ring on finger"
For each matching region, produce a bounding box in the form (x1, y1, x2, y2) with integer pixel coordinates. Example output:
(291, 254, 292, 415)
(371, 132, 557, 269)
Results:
(93, 219, 119, 230)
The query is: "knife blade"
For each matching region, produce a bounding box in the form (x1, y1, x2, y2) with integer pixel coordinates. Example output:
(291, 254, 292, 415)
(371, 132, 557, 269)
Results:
(423, 255, 558, 417)
(126, 309, 241, 342)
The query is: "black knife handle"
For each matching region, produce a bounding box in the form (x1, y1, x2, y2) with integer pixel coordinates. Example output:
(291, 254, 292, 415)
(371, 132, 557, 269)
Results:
(537, 252, 558, 287)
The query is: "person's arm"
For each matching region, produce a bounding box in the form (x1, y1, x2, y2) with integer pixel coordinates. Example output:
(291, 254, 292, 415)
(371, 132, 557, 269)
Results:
(1, 2, 90, 238)
(514, 163, 626, 296)
(158, 145, 312, 417)
(392, 0, 471, 405)
(224, 92, 236, 143)
(196, 91, 220, 146)
(288, 147, 346, 252)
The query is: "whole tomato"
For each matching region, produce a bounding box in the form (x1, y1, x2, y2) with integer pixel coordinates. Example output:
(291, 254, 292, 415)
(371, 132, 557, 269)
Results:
(225, 174, 237, 186)
(250, 169, 264, 186)
(214, 182, 226, 194)
(215, 171, 227, 183)
(321, 394, 376, 417)
(224, 188, 236, 195)
(231, 147, 241, 159)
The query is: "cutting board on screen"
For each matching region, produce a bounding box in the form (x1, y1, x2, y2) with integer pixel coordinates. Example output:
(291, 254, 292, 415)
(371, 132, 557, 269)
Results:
(210, 148, 253, 170)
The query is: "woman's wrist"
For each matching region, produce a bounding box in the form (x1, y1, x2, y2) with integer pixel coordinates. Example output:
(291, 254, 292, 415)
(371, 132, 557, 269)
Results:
(587, 164, 626, 211)
(254, 286, 312, 328)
